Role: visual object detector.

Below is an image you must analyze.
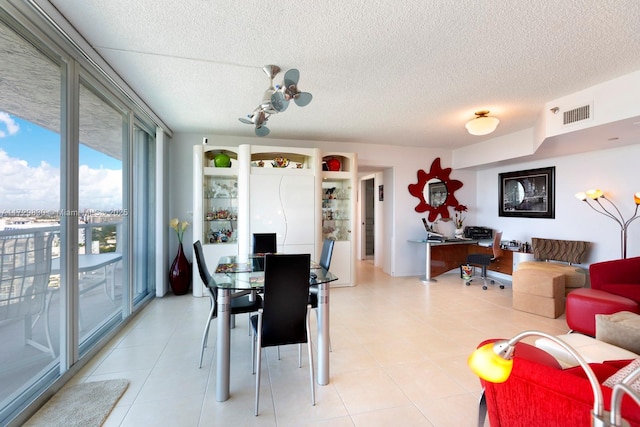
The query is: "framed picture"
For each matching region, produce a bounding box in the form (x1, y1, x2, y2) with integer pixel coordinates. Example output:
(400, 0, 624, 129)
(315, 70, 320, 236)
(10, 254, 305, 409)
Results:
(499, 166, 555, 218)
(428, 181, 448, 207)
(378, 185, 384, 201)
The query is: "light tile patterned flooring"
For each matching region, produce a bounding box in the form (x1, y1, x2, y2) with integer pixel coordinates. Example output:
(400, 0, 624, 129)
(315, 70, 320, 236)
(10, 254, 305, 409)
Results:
(70, 261, 569, 426)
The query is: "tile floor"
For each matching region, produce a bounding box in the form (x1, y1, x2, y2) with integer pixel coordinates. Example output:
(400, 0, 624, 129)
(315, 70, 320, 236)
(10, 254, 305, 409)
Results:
(70, 261, 569, 426)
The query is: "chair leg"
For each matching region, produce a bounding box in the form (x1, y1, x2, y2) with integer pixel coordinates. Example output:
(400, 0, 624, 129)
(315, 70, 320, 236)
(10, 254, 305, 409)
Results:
(199, 307, 215, 368)
(254, 313, 263, 416)
(251, 325, 256, 374)
(306, 307, 315, 406)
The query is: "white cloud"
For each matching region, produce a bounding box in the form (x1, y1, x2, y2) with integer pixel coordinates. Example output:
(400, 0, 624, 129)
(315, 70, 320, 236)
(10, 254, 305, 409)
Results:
(0, 112, 20, 138)
(0, 149, 123, 211)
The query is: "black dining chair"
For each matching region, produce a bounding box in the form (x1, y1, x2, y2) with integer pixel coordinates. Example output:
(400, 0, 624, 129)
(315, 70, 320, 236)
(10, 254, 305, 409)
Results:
(250, 253, 315, 415)
(193, 241, 263, 368)
(252, 233, 277, 271)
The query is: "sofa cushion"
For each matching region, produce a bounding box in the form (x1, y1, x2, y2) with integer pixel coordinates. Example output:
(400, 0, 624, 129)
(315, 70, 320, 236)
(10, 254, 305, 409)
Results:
(535, 333, 640, 368)
(598, 283, 640, 302)
(603, 358, 640, 393)
(566, 288, 640, 336)
(596, 311, 640, 354)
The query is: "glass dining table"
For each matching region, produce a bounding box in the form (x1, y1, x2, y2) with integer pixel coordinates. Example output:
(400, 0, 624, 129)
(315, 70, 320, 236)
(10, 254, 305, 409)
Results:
(212, 255, 338, 402)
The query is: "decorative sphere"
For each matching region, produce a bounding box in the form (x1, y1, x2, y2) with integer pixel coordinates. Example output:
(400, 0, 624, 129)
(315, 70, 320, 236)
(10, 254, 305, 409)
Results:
(214, 152, 231, 167)
(326, 158, 341, 171)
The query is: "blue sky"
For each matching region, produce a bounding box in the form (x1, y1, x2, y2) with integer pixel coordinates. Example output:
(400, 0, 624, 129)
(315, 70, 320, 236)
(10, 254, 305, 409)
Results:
(0, 111, 123, 211)
(0, 114, 121, 169)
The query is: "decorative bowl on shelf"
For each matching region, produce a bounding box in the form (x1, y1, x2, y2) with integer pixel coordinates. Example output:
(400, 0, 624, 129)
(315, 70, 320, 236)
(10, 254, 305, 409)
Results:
(272, 157, 289, 168)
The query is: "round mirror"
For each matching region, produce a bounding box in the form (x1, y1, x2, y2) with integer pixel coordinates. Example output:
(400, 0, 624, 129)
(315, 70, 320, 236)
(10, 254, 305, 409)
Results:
(424, 179, 448, 208)
(408, 158, 463, 222)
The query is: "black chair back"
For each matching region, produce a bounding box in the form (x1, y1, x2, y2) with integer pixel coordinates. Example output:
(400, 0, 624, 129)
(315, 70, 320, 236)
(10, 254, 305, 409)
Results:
(193, 240, 218, 317)
(319, 239, 335, 271)
(260, 253, 311, 347)
(252, 233, 277, 254)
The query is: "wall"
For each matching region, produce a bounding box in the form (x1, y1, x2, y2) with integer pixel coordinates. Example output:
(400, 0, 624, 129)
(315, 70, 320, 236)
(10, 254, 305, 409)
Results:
(475, 144, 640, 265)
(168, 133, 469, 278)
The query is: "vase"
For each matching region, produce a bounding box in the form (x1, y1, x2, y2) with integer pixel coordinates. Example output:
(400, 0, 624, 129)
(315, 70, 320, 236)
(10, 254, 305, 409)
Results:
(169, 242, 191, 295)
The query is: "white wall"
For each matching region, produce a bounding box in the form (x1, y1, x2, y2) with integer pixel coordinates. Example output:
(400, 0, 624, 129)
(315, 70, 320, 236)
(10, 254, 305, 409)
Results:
(169, 132, 640, 281)
(475, 144, 640, 265)
(168, 133, 470, 278)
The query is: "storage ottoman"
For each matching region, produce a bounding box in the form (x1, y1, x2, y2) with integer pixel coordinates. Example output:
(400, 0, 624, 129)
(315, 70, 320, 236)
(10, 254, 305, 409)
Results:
(512, 269, 565, 318)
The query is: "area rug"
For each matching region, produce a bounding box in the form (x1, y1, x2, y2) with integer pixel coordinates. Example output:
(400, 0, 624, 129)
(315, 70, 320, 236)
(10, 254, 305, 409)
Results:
(24, 379, 129, 427)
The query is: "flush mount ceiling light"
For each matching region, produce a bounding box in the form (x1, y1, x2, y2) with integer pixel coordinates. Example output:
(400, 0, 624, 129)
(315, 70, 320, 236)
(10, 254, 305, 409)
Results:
(465, 110, 500, 136)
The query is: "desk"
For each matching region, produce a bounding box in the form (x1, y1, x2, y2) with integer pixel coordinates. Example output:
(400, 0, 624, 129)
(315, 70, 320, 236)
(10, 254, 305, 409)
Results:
(409, 239, 477, 283)
(213, 256, 338, 402)
(409, 239, 520, 281)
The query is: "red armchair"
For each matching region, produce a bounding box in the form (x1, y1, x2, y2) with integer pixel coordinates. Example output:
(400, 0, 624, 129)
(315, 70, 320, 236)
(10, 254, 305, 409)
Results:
(566, 257, 640, 336)
(478, 339, 640, 427)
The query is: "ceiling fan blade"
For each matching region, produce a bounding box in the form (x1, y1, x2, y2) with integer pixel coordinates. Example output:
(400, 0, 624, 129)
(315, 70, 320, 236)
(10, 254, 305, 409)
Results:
(255, 125, 270, 137)
(271, 92, 289, 112)
(294, 92, 313, 107)
(283, 68, 300, 87)
(239, 117, 253, 125)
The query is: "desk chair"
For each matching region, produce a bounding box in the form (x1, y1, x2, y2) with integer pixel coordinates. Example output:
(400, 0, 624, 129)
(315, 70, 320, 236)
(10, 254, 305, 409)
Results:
(193, 241, 263, 368)
(252, 233, 277, 271)
(465, 231, 506, 290)
(251, 253, 314, 415)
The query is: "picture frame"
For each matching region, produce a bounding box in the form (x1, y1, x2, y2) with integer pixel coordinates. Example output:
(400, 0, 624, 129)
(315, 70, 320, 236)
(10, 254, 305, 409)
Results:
(428, 181, 448, 208)
(499, 166, 555, 218)
(378, 185, 384, 201)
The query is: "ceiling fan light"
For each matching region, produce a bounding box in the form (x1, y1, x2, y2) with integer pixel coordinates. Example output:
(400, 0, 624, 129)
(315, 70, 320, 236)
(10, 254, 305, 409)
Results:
(465, 111, 500, 136)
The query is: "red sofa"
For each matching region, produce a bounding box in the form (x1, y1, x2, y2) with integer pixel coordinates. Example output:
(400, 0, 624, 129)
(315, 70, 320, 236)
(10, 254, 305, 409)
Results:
(478, 339, 640, 427)
(566, 256, 640, 336)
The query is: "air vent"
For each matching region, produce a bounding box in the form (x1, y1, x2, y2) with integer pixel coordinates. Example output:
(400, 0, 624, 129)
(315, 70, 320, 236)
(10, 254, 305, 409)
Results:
(563, 104, 591, 125)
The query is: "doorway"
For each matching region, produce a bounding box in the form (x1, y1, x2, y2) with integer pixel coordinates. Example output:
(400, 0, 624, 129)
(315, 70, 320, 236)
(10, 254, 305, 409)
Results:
(364, 178, 375, 260)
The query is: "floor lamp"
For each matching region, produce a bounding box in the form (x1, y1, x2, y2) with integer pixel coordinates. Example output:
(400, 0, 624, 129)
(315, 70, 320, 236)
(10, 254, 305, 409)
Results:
(575, 190, 640, 259)
(468, 330, 640, 427)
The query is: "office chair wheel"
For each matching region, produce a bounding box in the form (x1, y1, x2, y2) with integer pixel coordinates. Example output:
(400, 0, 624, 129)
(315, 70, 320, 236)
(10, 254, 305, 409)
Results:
(482, 285, 488, 290)
(499, 285, 505, 289)
(490, 280, 495, 284)
(465, 281, 471, 286)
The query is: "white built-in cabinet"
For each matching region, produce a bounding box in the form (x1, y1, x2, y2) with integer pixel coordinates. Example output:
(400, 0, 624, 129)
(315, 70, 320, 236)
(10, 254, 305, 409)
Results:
(193, 144, 356, 296)
(321, 152, 357, 287)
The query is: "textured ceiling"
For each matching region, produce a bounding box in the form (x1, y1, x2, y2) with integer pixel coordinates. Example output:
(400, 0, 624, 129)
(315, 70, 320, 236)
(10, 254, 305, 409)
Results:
(46, 0, 640, 149)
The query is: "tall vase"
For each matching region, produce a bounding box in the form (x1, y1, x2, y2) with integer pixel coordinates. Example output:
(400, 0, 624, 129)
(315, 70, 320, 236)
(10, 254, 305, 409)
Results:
(169, 242, 191, 295)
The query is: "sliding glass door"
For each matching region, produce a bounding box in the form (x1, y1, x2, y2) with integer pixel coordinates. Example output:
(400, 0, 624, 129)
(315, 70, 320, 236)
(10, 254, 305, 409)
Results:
(0, 16, 63, 421)
(0, 10, 158, 424)
(77, 81, 126, 352)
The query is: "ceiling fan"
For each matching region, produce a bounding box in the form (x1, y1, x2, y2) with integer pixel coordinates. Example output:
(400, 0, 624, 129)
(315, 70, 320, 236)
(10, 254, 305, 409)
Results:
(239, 65, 312, 136)
(270, 68, 313, 112)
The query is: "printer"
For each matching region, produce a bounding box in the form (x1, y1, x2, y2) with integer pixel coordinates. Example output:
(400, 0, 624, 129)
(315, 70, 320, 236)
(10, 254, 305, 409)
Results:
(464, 226, 493, 240)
